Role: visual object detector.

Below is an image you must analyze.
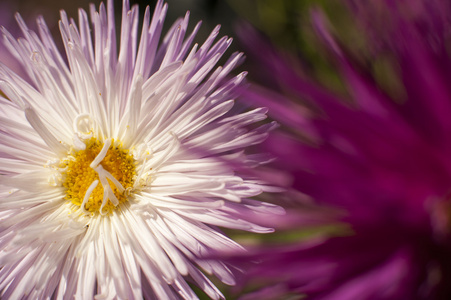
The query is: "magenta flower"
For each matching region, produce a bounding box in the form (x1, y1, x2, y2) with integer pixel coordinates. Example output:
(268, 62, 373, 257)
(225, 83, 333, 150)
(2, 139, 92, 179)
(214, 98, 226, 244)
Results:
(233, 0, 451, 299)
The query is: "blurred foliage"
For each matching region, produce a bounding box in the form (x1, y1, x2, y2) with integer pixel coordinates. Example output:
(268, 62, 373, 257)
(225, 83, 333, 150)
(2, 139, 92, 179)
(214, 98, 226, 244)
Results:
(227, 0, 407, 108)
(229, 222, 352, 246)
(226, 0, 353, 95)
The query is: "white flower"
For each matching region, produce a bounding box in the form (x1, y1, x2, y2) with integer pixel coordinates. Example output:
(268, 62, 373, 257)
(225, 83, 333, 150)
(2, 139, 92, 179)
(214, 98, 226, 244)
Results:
(0, 0, 282, 299)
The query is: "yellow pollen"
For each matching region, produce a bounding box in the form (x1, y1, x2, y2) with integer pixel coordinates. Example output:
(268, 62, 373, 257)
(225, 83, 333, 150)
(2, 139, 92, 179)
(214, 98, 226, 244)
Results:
(63, 138, 136, 214)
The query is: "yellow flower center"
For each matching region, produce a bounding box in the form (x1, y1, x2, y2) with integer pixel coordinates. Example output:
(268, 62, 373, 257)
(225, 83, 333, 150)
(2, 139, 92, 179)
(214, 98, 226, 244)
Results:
(63, 137, 136, 215)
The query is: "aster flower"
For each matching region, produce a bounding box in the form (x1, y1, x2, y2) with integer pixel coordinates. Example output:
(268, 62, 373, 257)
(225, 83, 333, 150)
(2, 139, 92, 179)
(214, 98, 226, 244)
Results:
(0, 0, 281, 298)
(230, 0, 451, 299)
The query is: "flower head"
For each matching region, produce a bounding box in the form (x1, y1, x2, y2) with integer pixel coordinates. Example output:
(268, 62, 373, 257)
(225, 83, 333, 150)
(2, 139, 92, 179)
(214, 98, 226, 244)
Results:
(0, 0, 281, 298)
(231, 0, 451, 299)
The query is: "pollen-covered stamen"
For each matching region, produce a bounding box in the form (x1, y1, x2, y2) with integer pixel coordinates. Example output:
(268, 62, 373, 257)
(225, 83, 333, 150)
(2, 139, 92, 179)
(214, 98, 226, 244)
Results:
(89, 138, 127, 214)
(90, 138, 112, 168)
(63, 137, 136, 214)
(81, 180, 99, 214)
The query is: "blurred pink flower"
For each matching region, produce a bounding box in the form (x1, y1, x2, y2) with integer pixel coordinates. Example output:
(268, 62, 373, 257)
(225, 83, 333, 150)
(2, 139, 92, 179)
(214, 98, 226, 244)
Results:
(230, 0, 451, 299)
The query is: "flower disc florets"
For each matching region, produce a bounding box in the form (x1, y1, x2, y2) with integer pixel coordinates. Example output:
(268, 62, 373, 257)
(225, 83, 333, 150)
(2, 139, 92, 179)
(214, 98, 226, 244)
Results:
(63, 138, 136, 215)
